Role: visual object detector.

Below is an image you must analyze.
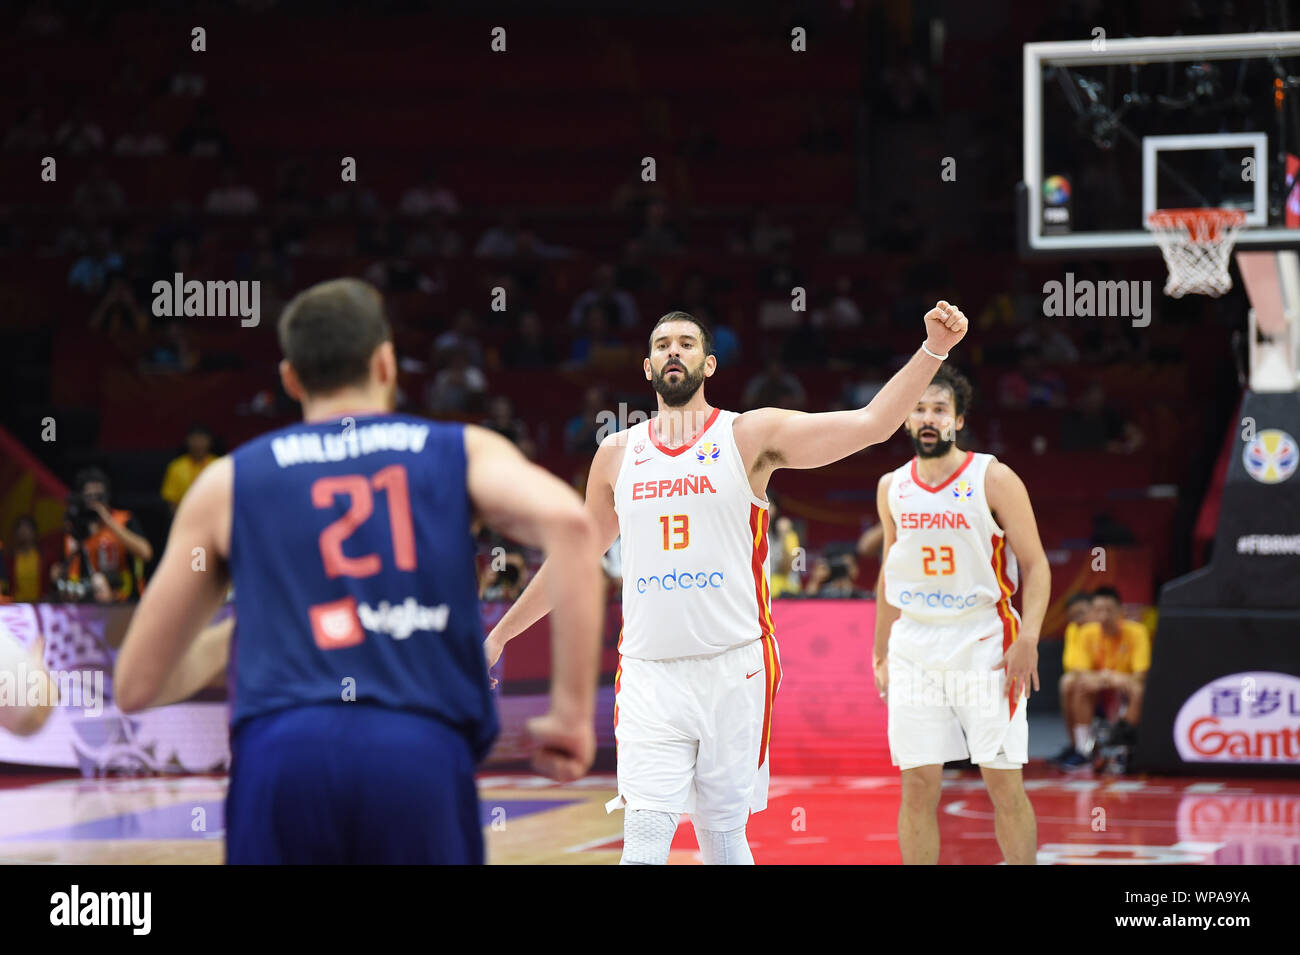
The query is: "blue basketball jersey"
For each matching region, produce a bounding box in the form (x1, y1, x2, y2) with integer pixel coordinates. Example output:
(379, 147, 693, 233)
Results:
(227, 412, 497, 760)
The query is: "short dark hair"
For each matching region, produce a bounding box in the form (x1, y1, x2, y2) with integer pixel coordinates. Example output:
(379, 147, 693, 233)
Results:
(1091, 585, 1122, 604)
(928, 364, 973, 418)
(1066, 592, 1093, 608)
(73, 466, 110, 496)
(649, 310, 713, 357)
(277, 278, 392, 394)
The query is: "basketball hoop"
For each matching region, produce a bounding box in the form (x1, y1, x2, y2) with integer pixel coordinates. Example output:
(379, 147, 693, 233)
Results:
(1146, 208, 1247, 298)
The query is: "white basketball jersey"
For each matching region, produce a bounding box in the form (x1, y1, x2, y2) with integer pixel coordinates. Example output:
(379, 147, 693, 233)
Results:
(884, 451, 1019, 627)
(613, 408, 774, 660)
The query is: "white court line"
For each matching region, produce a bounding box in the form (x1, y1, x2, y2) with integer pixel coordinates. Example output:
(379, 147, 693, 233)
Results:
(562, 832, 625, 853)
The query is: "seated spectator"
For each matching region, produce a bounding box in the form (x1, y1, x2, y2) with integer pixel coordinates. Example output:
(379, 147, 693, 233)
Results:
(54, 103, 104, 155)
(811, 276, 864, 329)
(636, 199, 683, 256)
(749, 207, 793, 255)
(139, 322, 200, 374)
(694, 306, 739, 367)
(68, 231, 123, 294)
(1052, 591, 1095, 764)
(204, 164, 260, 215)
(161, 425, 218, 513)
(744, 357, 806, 410)
(3, 105, 50, 152)
(878, 199, 924, 253)
(356, 212, 401, 256)
(811, 547, 871, 598)
(503, 310, 556, 369)
(856, 521, 884, 562)
(615, 238, 663, 293)
(434, 309, 485, 368)
(425, 348, 487, 415)
(480, 547, 529, 601)
(72, 165, 127, 219)
(1054, 586, 1150, 769)
(1060, 382, 1144, 453)
(997, 349, 1066, 410)
(363, 256, 442, 295)
(475, 214, 523, 258)
(568, 305, 629, 370)
(767, 496, 803, 597)
(406, 211, 463, 258)
(564, 386, 610, 454)
(111, 106, 168, 156)
(50, 467, 152, 603)
(826, 212, 867, 256)
(481, 395, 528, 447)
(756, 238, 805, 294)
(3, 516, 47, 603)
(843, 365, 887, 408)
(399, 167, 459, 217)
(569, 264, 639, 329)
(175, 101, 230, 158)
(90, 271, 149, 334)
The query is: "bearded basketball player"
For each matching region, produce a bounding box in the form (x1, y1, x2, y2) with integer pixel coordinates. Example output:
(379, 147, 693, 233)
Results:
(873, 365, 1047, 864)
(486, 302, 970, 865)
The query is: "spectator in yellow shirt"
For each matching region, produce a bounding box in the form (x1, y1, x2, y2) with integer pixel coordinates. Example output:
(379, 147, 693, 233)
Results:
(1055, 586, 1150, 769)
(3, 517, 47, 603)
(161, 425, 217, 512)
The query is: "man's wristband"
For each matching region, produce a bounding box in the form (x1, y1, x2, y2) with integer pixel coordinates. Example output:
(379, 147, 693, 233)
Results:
(921, 341, 948, 360)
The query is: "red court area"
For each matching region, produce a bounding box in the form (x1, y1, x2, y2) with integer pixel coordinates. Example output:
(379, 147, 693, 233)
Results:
(664, 603, 1300, 865)
(560, 771, 1300, 864)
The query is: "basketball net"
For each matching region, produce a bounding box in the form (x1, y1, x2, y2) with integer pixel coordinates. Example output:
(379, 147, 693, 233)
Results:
(1146, 208, 1247, 298)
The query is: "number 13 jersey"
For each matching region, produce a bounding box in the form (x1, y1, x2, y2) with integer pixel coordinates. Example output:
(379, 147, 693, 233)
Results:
(884, 450, 1019, 628)
(613, 408, 774, 661)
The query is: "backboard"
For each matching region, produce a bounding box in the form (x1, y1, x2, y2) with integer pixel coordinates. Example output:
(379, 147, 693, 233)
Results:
(1021, 32, 1300, 256)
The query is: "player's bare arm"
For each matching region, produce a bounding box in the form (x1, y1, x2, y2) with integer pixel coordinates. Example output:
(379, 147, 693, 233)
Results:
(484, 431, 623, 665)
(733, 302, 969, 492)
(985, 460, 1050, 701)
(150, 617, 234, 708)
(115, 457, 234, 713)
(873, 471, 901, 699)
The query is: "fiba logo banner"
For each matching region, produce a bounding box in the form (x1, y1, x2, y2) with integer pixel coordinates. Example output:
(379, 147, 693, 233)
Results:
(1173, 671, 1300, 765)
(1242, 429, 1298, 484)
(695, 441, 721, 465)
(951, 479, 973, 501)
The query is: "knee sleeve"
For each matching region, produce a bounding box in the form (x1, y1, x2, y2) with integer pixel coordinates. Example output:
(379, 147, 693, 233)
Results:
(619, 809, 678, 865)
(695, 824, 754, 865)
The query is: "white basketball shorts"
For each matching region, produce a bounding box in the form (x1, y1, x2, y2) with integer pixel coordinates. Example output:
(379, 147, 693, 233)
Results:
(886, 609, 1028, 771)
(605, 636, 781, 830)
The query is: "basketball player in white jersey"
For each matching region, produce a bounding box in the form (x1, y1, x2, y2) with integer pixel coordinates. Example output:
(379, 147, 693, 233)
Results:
(873, 365, 1047, 864)
(486, 303, 970, 864)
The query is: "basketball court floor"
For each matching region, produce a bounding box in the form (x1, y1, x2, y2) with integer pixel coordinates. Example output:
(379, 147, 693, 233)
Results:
(1, 768, 1295, 865)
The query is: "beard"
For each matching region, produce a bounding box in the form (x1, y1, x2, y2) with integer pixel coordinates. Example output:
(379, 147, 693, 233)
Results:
(651, 359, 706, 406)
(910, 427, 955, 459)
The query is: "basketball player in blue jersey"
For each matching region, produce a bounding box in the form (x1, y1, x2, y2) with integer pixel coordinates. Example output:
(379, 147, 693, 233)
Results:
(115, 278, 603, 864)
(487, 302, 970, 865)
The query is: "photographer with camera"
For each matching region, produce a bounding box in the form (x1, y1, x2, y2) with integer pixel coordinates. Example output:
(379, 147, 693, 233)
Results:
(810, 544, 873, 599)
(50, 467, 153, 603)
(479, 545, 530, 602)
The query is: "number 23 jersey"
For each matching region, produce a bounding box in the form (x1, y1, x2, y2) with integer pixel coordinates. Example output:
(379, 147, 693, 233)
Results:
(884, 450, 1019, 626)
